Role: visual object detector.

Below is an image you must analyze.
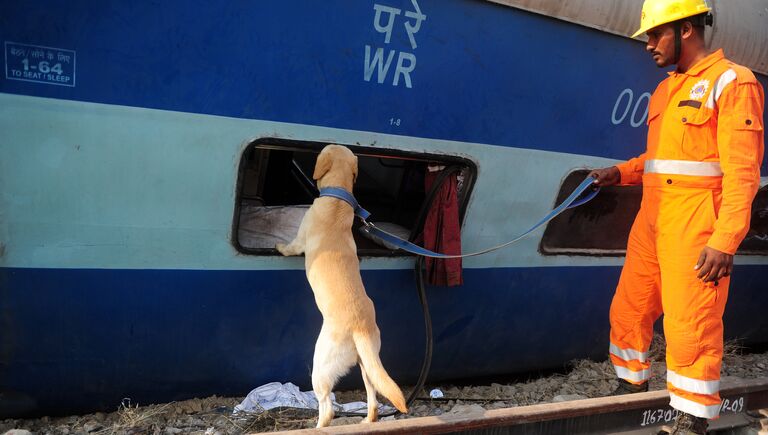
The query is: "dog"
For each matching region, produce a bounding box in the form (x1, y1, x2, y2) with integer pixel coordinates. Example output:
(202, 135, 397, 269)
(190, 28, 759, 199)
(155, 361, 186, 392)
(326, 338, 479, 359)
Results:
(276, 144, 408, 427)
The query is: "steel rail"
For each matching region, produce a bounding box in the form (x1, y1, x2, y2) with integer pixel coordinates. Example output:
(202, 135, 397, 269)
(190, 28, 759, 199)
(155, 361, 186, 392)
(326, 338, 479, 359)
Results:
(274, 377, 768, 435)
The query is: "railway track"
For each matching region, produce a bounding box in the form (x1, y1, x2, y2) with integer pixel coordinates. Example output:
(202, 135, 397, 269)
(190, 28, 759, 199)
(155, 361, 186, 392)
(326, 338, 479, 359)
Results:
(278, 377, 768, 435)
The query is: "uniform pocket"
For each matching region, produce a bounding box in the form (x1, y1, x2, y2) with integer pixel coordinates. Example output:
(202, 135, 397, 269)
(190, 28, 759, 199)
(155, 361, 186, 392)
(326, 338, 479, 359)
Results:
(724, 111, 763, 165)
(734, 113, 764, 132)
(646, 108, 661, 125)
(645, 99, 663, 152)
(680, 109, 714, 159)
(647, 93, 665, 126)
(664, 317, 700, 367)
(683, 109, 712, 125)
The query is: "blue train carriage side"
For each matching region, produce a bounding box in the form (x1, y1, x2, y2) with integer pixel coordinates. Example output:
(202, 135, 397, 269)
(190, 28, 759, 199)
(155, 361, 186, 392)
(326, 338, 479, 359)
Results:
(0, 0, 766, 417)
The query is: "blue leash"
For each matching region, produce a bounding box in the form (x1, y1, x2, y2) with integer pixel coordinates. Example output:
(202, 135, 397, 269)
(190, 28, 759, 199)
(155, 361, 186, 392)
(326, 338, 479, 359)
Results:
(319, 176, 599, 259)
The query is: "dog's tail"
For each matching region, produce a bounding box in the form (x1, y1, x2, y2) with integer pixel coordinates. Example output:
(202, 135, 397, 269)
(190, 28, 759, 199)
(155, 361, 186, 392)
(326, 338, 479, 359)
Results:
(353, 332, 408, 413)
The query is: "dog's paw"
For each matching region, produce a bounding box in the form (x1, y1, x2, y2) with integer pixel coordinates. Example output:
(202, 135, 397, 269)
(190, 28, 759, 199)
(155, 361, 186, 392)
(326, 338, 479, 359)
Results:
(275, 243, 289, 255)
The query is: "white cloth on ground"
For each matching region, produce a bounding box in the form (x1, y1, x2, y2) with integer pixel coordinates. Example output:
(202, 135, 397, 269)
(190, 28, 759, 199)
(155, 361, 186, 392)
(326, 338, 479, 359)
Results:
(233, 382, 394, 415)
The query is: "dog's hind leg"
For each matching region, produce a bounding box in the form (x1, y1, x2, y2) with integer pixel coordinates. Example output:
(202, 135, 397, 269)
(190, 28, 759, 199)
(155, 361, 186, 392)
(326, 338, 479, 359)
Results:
(359, 363, 379, 423)
(312, 328, 357, 427)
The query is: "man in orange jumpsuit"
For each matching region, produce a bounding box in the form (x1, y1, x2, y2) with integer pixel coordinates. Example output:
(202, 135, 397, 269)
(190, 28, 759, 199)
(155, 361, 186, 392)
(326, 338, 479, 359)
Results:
(589, 0, 764, 433)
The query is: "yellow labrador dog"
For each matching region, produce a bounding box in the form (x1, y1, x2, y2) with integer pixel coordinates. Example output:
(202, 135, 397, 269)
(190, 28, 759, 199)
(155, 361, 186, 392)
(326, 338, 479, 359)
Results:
(276, 144, 407, 427)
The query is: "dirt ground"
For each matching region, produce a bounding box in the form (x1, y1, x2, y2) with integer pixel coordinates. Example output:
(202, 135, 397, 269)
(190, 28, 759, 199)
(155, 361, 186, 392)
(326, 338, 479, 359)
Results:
(3, 337, 767, 434)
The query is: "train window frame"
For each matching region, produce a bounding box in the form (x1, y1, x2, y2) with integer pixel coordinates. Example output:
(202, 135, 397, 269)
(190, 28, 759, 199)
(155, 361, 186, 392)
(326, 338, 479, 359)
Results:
(739, 184, 768, 255)
(539, 169, 642, 257)
(540, 171, 768, 256)
(232, 138, 477, 257)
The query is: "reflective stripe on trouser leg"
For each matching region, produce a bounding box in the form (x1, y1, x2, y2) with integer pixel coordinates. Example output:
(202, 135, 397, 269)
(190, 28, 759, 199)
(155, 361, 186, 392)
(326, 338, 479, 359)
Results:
(613, 364, 651, 383)
(669, 393, 722, 419)
(610, 343, 649, 363)
(609, 202, 662, 385)
(667, 370, 720, 394)
(656, 186, 729, 419)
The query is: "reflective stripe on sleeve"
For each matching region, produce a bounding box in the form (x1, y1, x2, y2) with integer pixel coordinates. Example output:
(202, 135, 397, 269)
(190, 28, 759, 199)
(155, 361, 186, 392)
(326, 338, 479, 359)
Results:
(644, 159, 723, 177)
(669, 392, 721, 419)
(667, 370, 720, 395)
(706, 69, 737, 109)
(614, 365, 650, 383)
(610, 343, 649, 363)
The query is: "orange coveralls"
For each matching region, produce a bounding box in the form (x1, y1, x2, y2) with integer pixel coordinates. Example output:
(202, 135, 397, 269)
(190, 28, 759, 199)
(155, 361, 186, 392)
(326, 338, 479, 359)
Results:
(609, 49, 764, 419)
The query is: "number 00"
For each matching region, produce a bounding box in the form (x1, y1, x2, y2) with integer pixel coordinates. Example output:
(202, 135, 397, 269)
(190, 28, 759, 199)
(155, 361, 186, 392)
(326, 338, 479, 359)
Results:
(612, 89, 651, 127)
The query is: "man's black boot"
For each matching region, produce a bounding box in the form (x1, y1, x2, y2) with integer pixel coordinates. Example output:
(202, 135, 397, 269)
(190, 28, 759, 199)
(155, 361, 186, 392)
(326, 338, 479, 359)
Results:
(659, 412, 708, 434)
(609, 378, 649, 396)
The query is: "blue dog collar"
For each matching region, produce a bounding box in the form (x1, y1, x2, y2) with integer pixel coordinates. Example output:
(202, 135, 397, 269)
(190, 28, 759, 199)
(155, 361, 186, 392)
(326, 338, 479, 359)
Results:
(318, 187, 371, 221)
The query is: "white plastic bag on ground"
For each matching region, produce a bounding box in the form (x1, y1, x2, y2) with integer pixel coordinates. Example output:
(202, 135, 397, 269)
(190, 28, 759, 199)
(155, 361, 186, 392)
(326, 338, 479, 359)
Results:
(233, 382, 394, 415)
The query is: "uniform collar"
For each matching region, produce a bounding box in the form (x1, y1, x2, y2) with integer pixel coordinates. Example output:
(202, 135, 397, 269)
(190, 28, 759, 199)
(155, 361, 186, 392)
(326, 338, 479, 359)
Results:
(668, 49, 724, 77)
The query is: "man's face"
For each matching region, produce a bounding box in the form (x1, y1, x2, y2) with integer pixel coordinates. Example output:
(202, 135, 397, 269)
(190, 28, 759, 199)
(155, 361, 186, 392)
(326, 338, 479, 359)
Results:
(645, 24, 676, 68)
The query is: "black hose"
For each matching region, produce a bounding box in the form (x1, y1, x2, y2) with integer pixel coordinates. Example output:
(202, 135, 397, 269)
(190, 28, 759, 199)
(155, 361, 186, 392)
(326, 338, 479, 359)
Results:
(403, 254, 433, 408)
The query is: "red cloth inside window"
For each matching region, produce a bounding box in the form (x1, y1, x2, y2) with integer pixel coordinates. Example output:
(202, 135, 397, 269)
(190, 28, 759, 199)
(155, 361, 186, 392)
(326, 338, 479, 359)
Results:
(421, 169, 463, 286)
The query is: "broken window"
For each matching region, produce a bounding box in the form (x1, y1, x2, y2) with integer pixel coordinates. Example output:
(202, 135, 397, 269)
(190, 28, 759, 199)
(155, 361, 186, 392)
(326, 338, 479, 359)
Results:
(233, 139, 475, 256)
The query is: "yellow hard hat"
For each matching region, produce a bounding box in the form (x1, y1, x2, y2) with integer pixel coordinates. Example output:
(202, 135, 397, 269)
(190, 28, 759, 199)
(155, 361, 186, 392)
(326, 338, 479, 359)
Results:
(632, 0, 712, 38)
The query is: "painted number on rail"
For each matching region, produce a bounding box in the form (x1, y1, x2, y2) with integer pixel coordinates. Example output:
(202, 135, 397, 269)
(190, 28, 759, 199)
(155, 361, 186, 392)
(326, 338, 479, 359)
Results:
(4, 41, 76, 87)
(640, 408, 680, 427)
(612, 88, 650, 127)
(719, 397, 745, 413)
(639, 396, 746, 427)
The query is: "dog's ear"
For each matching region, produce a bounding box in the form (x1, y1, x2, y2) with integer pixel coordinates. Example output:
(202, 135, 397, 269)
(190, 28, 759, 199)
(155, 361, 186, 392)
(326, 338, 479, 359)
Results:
(313, 150, 332, 180)
(352, 156, 358, 183)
